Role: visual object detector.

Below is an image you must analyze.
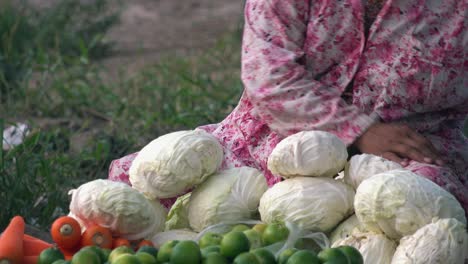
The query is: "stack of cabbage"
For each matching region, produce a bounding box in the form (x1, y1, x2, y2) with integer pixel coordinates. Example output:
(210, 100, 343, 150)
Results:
(68, 129, 468, 263)
(260, 131, 468, 264)
(68, 129, 269, 242)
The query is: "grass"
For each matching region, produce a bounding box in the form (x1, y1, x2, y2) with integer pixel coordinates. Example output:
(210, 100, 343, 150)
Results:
(1, 0, 243, 230)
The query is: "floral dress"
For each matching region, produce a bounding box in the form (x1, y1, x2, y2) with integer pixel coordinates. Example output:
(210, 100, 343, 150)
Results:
(109, 0, 468, 213)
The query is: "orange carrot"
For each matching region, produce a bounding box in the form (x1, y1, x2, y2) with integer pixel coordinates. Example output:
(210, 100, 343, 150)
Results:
(59, 246, 78, 261)
(0, 216, 25, 264)
(112, 237, 131, 249)
(23, 235, 52, 256)
(136, 239, 154, 249)
(50, 216, 82, 249)
(81, 225, 113, 249)
(22, 255, 38, 264)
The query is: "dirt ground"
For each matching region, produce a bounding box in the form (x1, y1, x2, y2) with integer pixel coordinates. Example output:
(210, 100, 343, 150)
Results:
(101, 0, 244, 77)
(13, 0, 244, 139)
(17, 0, 244, 76)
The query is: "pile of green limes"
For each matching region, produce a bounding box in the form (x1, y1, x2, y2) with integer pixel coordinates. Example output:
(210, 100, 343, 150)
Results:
(38, 222, 364, 264)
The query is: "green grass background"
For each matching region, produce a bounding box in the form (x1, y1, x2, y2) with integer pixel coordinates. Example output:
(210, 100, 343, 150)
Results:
(1, 0, 467, 231)
(0, 0, 242, 230)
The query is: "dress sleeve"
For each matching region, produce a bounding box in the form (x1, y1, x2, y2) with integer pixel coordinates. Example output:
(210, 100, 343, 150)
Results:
(241, 0, 379, 145)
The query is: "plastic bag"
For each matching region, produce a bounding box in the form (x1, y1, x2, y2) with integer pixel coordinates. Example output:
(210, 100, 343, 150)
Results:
(195, 220, 330, 258)
(2, 122, 29, 150)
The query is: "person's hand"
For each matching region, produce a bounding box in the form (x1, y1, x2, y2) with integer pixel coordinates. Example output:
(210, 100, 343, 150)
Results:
(353, 123, 444, 166)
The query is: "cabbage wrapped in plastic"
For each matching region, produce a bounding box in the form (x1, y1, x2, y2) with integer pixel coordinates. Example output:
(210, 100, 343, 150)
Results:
(332, 232, 397, 264)
(69, 179, 167, 240)
(391, 218, 468, 264)
(344, 154, 401, 189)
(267, 131, 348, 178)
(129, 129, 223, 199)
(259, 177, 355, 232)
(152, 229, 198, 246)
(354, 169, 466, 240)
(329, 214, 366, 245)
(188, 167, 268, 232)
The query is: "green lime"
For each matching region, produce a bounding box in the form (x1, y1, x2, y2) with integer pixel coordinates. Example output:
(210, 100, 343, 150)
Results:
(51, 260, 71, 264)
(262, 222, 289, 246)
(277, 248, 298, 264)
(337, 246, 363, 264)
(231, 224, 250, 232)
(294, 238, 305, 249)
(137, 245, 158, 258)
(113, 254, 142, 264)
(71, 248, 101, 264)
(81, 245, 107, 263)
(170, 240, 201, 264)
(220, 231, 251, 259)
(233, 252, 261, 264)
(135, 252, 157, 264)
(101, 248, 112, 261)
(318, 248, 349, 263)
(202, 252, 229, 264)
(201, 245, 221, 259)
(243, 229, 263, 249)
(286, 250, 320, 264)
(156, 240, 179, 263)
(38, 247, 65, 264)
(252, 224, 267, 236)
(109, 246, 135, 263)
(251, 248, 276, 264)
(199, 232, 223, 248)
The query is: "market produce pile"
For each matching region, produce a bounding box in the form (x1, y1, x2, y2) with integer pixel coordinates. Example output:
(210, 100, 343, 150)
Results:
(1, 129, 467, 264)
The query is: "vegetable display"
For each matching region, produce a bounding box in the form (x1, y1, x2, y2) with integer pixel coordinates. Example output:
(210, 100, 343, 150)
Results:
(129, 129, 223, 199)
(2, 129, 468, 263)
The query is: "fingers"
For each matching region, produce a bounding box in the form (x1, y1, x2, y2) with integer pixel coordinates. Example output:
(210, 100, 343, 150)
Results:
(404, 129, 444, 165)
(400, 136, 437, 163)
(390, 143, 429, 164)
(381, 152, 407, 166)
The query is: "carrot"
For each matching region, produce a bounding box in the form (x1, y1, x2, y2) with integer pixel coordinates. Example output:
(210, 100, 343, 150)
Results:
(59, 247, 77, 261)
(136, 239, 154, 249)
(81, 225, 113, 249)
(22, 234, 37, 241)
(22, 255, 38, 264)
(50, 216, 82, 249)
(23, 235, 52, 256)
(0, 216, 25, 264)
(112, 237, 131, 249)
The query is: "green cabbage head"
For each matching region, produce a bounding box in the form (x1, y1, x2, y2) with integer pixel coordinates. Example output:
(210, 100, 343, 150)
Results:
(69, 179, 167, 240)
(188, 166, 268, 232)
(259, 177, 355, 232)
(354, 169, 466, 240)
(129, 129, 223, 199)
(392, 218, 468, 264)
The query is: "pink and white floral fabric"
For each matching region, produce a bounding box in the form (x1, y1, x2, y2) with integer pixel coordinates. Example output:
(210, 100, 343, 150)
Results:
(109, 0, 468, 213)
